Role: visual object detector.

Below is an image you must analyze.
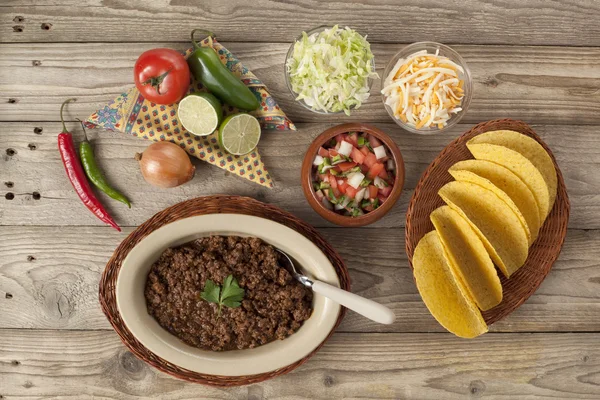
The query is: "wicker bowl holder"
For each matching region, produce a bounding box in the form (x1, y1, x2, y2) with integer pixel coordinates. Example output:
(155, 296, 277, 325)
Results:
(99, 195, 351, 386)
(405, 119, 570, 325)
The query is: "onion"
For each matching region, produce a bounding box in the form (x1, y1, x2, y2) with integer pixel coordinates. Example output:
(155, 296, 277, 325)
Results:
(135, 141, 195, 188)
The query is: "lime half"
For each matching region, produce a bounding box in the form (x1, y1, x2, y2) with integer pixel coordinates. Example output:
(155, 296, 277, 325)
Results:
(178, 92, 222, 136)
(218, 113, 261, 155)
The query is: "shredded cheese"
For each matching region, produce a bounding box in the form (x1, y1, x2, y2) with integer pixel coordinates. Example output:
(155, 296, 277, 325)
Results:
(382, 50, 465, 130)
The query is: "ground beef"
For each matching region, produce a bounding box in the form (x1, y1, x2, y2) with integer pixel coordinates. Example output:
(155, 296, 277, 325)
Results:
(144, 236, 313, 351)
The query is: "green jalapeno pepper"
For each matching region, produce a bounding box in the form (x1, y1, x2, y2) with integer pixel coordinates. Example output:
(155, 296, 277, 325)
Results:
(77, 120, 131, 208)
(187, 29, 260, 111)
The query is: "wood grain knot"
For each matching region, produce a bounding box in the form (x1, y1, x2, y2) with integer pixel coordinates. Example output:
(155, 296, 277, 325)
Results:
(34, 127, 43, 134)
(5, 193, 14, 200)
(23, 381, 33, 389)
(28, 143, 37, 150)
(41, 23, 52, 30)
(483, 77, 499, 88)
(5, 293, 12, 299)
(27, 256, 36, 262)
(13, 16, 24, 22)
(323, 374, 335, 387)
(7, 98, 17, 104)
(12, 25, 24, 32)
(6, 148, 16, 156)
(119, 351, 145, 378)
(11, 360, 20, 366)
(469, 380, 486, 397)
(32, 60, 42, 67)
(4, 182, 14, 188)
(32, 192, 41, 200)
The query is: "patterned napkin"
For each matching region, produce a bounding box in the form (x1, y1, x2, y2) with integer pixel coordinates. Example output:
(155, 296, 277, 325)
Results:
(86, 36, 296, 188)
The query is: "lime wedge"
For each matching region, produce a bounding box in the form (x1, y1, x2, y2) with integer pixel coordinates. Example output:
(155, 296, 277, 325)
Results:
(218, 113, 261, 155)
(178, 92, 222, 136)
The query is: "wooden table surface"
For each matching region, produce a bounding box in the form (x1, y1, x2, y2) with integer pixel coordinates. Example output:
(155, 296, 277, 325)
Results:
(1, 1, 600, 399)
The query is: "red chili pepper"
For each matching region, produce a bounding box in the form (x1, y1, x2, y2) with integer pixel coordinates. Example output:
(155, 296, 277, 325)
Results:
(57, 99, 121, 232)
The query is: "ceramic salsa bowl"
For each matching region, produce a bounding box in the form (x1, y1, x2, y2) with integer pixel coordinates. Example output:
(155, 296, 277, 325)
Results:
(301, 123, 405, 227)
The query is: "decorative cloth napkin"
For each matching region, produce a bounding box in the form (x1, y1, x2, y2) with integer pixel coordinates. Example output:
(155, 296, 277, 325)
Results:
(86, 36, 296, 188)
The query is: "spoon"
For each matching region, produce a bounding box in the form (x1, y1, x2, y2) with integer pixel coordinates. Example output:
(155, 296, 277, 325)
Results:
(277, 249, 396, 325)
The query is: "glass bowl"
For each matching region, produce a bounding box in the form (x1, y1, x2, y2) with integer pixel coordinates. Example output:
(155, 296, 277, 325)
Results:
(381, 42, 472, 135)
(284, 25, 376, 115)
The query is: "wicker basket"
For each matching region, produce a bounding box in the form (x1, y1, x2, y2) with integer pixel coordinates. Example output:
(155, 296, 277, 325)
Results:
(99, 195, 351, 386)
(405, 119, 570, 326)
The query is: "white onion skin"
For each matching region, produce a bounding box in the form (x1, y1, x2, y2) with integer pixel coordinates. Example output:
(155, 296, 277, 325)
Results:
(136, 142, 195, 188)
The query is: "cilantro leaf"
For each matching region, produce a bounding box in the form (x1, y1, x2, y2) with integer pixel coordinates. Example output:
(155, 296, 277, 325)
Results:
(200, 279, 220, 304)
(199, 275, 245, 319)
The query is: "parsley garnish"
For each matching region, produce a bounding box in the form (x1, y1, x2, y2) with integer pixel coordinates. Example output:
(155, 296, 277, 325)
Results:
(200, 275, 245, 319)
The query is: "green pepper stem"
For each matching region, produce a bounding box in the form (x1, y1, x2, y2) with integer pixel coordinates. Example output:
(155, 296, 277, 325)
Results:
(191, 29, 214, 50)
(60, 98, 76, 133)
(76, 118, 88, 142)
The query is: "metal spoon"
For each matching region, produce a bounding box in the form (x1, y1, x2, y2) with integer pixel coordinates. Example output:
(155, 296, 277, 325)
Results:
(277, 249, 396, 325)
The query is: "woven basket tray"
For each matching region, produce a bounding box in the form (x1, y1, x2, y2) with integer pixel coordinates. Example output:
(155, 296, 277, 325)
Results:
(405, 119, 570, 326)
(99, 195, 351, 386)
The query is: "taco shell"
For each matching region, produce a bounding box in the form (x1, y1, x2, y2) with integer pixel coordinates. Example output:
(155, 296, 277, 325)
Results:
(412, 231, 488, 338)
(431, 206, 503, 311)
(466, 143, 550, 221)
(449, 160, 541, 243)
(468, 130, 557, 213)
(439, 181, 529, 278)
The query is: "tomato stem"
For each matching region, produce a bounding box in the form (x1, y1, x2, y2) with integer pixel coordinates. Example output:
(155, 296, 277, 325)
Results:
(142, 69, 171, 95)
(60, 98, 76, 133)
(191, 28, 214, 50)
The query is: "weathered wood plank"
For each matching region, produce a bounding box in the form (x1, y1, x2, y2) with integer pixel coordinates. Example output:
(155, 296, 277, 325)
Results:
(1, 42, 599, 124)
(0, 226, 598, 333)
(0, 329, 599, 399)
(2, 0, 600, 47)
(0, 122, 597, 229)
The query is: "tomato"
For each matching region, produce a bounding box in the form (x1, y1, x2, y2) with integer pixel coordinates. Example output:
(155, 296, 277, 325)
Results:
(368, 185, 379, 199)
(332, 187, 341, 197)
(346, 132, 359, 147)
(359, 146, 370, 156)
(367, 163, 385, 179)
(345, 186, 359, 199)
(359, 163, 370, 174)
(318, 147, 329, 157)
(363, 153, 378, 168)
(134, 48, 190, 105)
(338, 180, 349, 194)
(329, 149, 339, 157)
(378, 194, 388, 204)
(368, 135, 382, 149)
(379, 185, 392, 197)
(335, 133, 345, 143)
(378, 168, 389, 180)
(328, 174, 338, 189)
(351, 148, 366, 164)
(338, 162, 357, 172)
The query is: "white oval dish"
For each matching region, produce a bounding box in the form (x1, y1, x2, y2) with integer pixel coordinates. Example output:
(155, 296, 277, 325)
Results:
(116, 213, 341, 377)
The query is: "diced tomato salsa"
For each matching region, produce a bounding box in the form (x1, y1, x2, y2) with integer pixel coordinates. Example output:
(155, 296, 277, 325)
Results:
(312, 131, 395, 217)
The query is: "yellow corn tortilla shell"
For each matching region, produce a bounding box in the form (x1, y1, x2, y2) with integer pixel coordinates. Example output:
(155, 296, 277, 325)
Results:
(467, 143, 550, 221)
(439, 181, 529, 278)
(448, 169, 532, 245)
(431, 206, 502, 311)
(449, 160, 541, 244)
(412, 231, 488, 338)
(469, 130, 557, 213)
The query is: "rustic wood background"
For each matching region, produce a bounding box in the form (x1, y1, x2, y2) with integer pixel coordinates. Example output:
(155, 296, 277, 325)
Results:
(1, 1, 600, 399)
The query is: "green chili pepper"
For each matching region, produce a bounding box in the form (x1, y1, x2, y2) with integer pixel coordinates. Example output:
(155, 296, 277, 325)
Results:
(187, 29, 260, 111)
(77, 120, 131, 208)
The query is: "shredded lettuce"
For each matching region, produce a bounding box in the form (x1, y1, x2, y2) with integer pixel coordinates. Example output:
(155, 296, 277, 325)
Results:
(286, 25, 378, 115)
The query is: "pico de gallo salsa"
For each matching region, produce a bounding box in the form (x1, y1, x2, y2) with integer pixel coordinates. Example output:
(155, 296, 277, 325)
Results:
(312, 131, 396, 217)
